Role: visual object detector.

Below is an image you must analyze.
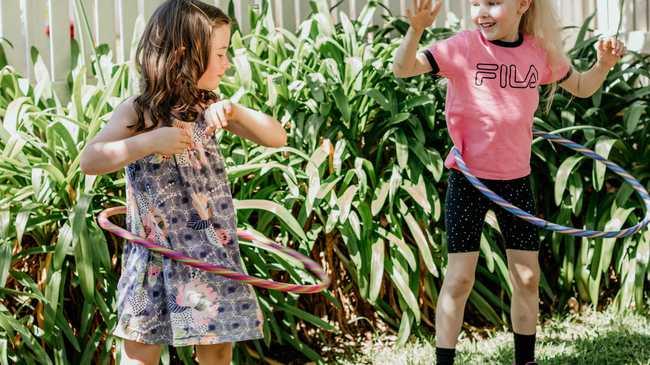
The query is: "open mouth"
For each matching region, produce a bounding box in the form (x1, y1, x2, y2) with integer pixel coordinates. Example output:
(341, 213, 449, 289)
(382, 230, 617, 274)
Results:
(479, 22, 496, 30)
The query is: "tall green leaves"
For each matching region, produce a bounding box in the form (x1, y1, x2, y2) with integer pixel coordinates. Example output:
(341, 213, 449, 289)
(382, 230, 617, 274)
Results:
(1, 1, 649, 363)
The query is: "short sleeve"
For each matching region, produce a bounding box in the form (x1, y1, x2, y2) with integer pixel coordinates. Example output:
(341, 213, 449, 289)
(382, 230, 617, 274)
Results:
(422, 31, 469, 79)
(540, 53, 572, 85)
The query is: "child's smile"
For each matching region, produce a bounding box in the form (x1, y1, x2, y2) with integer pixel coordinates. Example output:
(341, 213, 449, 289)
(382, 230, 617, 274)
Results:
(470, 0, 529, 42)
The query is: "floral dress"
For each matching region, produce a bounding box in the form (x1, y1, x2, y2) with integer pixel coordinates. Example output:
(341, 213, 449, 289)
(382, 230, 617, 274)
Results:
(113, 115, 264, 346)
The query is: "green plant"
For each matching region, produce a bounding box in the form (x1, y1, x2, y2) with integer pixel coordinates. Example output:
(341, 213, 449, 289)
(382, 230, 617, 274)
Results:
(0, 1, 648, 364)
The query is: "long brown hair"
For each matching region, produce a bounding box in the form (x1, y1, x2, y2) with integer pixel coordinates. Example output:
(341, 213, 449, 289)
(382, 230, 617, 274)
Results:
(129, 0, 230, 133)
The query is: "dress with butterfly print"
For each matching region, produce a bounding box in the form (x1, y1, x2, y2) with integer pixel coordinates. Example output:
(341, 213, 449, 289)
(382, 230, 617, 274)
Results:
(113, 115, 264, 346)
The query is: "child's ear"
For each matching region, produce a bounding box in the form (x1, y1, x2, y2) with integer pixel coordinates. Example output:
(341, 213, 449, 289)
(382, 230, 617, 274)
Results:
(518, 0, 532, 15)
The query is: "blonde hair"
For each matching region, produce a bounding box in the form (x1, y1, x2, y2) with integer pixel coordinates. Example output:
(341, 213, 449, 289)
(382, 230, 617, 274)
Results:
(519, 0, 569, 111)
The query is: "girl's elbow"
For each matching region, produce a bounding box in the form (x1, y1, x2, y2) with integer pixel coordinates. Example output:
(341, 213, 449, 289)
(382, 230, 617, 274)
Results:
(574, 90, 595, 99)
(392, 64, 408, 78)
(79, 147, 104, 175)
(80, 157, 98, 175)
(272, 130, 288, 147)
(79, 151, 93, 175)
(80, 162, 94, 175)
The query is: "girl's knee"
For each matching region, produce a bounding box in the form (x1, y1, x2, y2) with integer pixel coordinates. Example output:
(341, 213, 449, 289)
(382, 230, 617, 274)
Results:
(121, 340, 161, 365)
(443, 274, 475, 298)
(510, 271, 540, 293)
(195, 342, 233, 363)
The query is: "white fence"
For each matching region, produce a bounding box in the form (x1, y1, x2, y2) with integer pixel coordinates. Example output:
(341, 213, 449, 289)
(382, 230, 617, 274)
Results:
(0, 0, 649, 94)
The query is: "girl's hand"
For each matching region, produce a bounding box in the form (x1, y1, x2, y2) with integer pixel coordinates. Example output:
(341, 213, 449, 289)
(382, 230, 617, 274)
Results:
(204, 100, 234, 137)
(150, 126, 193, 156)
(406, 0, 443, 32)
(191, 192, 212, 220)
(596, 37, 626, 70)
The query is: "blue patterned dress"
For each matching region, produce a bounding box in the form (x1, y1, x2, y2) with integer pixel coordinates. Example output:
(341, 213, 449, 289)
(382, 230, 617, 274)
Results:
(113, 115, 264, 345)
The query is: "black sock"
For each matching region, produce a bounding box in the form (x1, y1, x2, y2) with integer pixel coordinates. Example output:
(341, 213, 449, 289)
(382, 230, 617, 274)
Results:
(514, 332, 536, 365)
(436, 347, 456, 365)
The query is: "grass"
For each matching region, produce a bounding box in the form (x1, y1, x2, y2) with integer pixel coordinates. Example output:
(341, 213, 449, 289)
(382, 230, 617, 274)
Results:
(335, 307, 650, 364)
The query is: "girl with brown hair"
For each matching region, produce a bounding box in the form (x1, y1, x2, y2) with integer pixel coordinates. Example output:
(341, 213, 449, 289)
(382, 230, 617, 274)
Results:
(80, 1, 286, 363)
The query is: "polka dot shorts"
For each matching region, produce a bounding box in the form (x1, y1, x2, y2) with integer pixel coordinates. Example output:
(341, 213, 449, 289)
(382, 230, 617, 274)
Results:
(444, 169, 540, 253)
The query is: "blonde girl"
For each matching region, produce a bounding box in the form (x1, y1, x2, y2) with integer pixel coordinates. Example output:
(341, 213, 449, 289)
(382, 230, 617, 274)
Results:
(392, 1, 625, 364)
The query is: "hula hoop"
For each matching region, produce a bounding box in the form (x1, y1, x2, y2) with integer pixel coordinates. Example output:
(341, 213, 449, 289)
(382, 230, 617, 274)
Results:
(452, 129, 650, 238)
(97, 206, 330, 293)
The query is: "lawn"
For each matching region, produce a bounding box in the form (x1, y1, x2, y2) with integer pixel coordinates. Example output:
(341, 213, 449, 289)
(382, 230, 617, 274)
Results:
(336, 307, 650, 364)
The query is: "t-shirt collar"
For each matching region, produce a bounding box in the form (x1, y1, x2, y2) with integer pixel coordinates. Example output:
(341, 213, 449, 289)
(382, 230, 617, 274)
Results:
(488, 33, 524, 48)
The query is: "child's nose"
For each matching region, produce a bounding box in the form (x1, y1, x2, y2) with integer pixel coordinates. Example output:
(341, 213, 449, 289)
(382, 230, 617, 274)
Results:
(477, 4, 489, 17)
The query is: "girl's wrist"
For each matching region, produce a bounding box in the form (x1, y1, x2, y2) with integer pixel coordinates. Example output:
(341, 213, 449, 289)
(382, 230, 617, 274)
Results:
(143, 128, 161, 154)
(408, 26, 425, 37)
(228, 101, 242, 123)
(595, 60, 613, 72)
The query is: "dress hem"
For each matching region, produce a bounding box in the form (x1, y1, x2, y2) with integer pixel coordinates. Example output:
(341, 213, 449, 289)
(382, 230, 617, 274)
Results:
(112, 329, 264, 346)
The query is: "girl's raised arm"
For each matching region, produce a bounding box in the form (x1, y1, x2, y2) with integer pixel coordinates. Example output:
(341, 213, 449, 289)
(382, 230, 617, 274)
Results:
(559, 37, 625, 98)
(204, 101, 287, 148)
(80, 98, 191, 175)
(392, 0, 443, 78)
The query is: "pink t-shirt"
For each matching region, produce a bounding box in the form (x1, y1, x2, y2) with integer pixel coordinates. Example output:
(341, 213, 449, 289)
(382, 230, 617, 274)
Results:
(425, 29, 570, 180)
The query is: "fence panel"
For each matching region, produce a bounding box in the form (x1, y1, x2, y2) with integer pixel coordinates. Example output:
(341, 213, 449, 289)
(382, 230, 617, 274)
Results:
(0, 0, 28, 77)
(1, 0, 649, 91)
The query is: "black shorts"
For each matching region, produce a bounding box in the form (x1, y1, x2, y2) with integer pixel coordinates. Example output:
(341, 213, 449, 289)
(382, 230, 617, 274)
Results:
(444, 169, 540, 253)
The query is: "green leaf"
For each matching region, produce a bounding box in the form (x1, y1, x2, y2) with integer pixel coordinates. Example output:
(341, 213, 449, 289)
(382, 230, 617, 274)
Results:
(332, 86, 351, 123)
(468, 290, 501, 325)
(44, 270, 62, 320)
(337, 185, 358, 223)
(401, 175, 431, 214)
(0, 242, 11, 288)
(14, 210, 30, 250)
(479, 232, 495, 273)
(235, 199, 308, 242)
(281, 332, 322, 362)
(395, 130, 408, 170)
(32, 162, 66, 184)
(599, 207, 634, 275)
(592, 137, 617, 191)
(380, 228, 417, 271)
(72, 194, 95, 302)
(388, 165, 402, 205)
(0, 310, 52, 364)
(396, 310, 412, 347)
(4, 97, 30, 136)
(79, 324, 104, 365)
(0, 338, 7, 365)
(366, 89, 392, 113)
(53, 223, 73, 271)
(233, 49, 253, 90)
(574, 12, 596, 48)
(555, 155, 585, 205)
(0, 210, 9, 238)
(371, 181, 389, 216)
(634, 232, 650, 307)
(403, 210, 437, 276)
(276, 302, 336, 331)
(387, 258, 420, 323)
(305, 142, 329, 214)
(411, 144, 443, 181)
(368, 237, 385, 302)
(568, 173, 584, 216)
(623, 102, 645, 135)
(316, 176, 342, 200)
